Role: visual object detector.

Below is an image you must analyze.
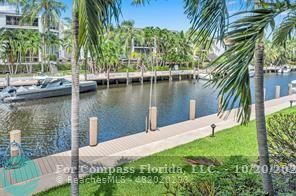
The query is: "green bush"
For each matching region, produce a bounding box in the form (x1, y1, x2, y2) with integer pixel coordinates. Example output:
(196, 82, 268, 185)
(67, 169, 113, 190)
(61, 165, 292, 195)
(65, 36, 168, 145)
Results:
(117, 66, 138, 72)
(267, 113, 296, 194)
(267, 113, 296, 166)
(164, 156, 263, 195)
(49, 55, 57, 61)
(147, 65, 170, 71)
(56, 63, 71, 71)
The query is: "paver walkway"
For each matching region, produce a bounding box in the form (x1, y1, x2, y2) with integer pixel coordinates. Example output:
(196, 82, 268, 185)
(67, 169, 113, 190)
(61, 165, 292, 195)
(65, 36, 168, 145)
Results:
(0, 95, 295, 195)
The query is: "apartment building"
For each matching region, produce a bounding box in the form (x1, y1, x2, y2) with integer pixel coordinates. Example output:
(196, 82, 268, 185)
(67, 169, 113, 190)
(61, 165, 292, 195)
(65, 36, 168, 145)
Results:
(0, 4, 69, 64)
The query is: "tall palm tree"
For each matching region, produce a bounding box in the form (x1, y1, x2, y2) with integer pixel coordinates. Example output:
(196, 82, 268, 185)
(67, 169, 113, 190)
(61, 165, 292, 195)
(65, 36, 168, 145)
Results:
(120, 20, 145, 68)
(69, 0, 121, 195)
(27, 30, 41, 73)
(22, 0, 65, 72)
(185, 0, 295, 195)
(0, 29, 19, 74)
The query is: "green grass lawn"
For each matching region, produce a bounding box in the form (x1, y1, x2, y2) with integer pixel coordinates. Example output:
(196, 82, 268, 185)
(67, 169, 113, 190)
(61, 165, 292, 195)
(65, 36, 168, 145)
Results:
(36, 107, 295, 196)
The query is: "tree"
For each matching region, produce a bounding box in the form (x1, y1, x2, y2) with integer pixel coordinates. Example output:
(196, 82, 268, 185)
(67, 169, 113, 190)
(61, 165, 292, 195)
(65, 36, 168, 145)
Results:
(0, 29, 19, 74)
(22, 0, 65, 72)
(120, 20, 145, 68)
(69, 0, 120, 195)
(185, 0, 295, 195)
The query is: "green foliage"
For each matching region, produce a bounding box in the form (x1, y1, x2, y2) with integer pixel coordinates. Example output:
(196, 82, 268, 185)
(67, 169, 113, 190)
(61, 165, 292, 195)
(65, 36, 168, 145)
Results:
(117, 67, 138, 72)
(267, 113, 296, 166)
(56, 63, 71, 71)
(165, 157, 263, 195)
(147, 65, 170, 71)
(49, 54, 57, 61)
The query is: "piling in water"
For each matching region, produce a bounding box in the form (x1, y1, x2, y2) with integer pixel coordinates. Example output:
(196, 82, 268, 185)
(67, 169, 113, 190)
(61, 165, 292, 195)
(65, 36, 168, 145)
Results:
(149, 107, 157, 131)
(288, 84, 293, 95)
(189, 100, 196, 120)
(10, 130, 21, 156)
(275, 86, 280, 99)
(89, 117, 98, 146)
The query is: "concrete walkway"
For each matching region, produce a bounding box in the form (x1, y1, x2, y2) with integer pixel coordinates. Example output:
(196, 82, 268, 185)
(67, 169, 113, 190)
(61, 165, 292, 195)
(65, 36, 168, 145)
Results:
(0, 95, 295, 195)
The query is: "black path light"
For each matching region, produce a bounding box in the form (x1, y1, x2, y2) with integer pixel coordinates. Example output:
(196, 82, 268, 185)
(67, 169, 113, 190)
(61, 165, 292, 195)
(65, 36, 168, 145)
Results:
(210, 124, 216, 137)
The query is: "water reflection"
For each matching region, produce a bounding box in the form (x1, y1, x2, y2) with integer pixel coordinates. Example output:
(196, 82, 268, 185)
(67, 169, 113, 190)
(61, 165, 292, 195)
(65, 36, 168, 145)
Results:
(0, 73, 295, 158)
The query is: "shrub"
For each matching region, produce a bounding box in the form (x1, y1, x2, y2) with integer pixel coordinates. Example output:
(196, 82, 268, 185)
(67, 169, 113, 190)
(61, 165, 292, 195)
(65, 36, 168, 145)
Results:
(164, 156, 263, 195)
(267, 113, 296, 194)
(267, 113, 296, 166)
(56, 63, 71, 71)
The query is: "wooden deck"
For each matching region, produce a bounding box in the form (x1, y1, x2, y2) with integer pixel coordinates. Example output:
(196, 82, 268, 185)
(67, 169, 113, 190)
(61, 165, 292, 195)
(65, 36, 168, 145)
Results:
(0, 94, 295, 195)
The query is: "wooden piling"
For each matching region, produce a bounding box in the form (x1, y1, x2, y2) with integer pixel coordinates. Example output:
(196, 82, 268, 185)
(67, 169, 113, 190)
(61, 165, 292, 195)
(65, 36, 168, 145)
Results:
(107, 70, 110, 88)
(189, 100, 196, 120)
(169, 68, 172, 81)
(6, 73, 10, 87)
(275, 85, 280, 99)
(141, 69, 144, 84)
(288, 84, 293, 95)
(149, 107, 157, 131)
(154, 71, 157, 83)
(264, 88, 266, 101)
(218, 96, 222, 113)
(193, 69, 196, 80)
(10, 130, 21, 156)
(126, 70, 129, 86)
(89, 117, 98, 146)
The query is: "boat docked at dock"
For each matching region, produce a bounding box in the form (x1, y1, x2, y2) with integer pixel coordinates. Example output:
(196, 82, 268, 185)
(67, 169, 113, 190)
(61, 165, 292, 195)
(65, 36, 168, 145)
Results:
(198, 73, 213, 80)
(0, 77, 97, 103)
(278, 65, 291, 74)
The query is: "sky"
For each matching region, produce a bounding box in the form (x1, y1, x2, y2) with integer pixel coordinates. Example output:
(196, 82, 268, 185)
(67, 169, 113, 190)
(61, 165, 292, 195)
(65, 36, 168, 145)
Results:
(0, 0, 287, 31)
(61, 0, 243, 31)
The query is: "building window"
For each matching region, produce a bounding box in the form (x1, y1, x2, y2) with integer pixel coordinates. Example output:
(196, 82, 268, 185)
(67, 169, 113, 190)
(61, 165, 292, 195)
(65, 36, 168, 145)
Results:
(6, 16, 38, 27)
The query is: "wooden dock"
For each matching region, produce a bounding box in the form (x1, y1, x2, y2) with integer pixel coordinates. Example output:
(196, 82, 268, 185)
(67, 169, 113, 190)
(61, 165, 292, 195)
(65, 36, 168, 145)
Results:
(0, 70, 198, 89)
(1, 66, 296, 89)
(0, 94, 294, 195)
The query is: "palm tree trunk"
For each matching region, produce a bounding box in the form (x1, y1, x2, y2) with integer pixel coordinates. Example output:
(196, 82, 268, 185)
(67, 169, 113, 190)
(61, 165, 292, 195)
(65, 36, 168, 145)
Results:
(254, 42, 274, 196)
(71, 4, 80, 196)
(30, 51, 33, 74)
(41, 36, 45, 73)
(84, 50, 87, 81)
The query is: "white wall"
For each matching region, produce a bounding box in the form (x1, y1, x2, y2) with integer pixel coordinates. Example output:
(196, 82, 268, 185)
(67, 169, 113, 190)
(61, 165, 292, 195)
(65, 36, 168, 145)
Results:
(0, 14, 6, 28)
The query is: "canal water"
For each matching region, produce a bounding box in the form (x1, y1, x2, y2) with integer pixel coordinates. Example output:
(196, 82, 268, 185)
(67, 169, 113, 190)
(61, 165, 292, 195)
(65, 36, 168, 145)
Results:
(0, 73, 295, 158)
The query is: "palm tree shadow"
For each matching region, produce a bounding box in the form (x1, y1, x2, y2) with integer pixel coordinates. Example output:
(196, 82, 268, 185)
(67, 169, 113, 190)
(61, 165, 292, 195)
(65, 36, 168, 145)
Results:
(78, 156, 164, 195)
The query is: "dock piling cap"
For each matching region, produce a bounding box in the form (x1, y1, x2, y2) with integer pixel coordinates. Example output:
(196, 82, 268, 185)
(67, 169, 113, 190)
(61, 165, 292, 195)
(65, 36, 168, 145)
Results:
(10, 130, 21, 135)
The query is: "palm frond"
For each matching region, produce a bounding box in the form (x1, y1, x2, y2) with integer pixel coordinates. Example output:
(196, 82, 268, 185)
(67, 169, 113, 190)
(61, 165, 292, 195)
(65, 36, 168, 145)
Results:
(78, 0, 121, 54)
(184, 0, 228, 48)
(208, 9, 277, 124)
(273, 11, 296, 47)
(131, 0, 150, 6)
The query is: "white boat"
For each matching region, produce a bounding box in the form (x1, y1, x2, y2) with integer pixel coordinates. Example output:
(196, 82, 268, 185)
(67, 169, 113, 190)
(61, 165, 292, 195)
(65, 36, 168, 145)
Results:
(249, 65, 255, 77)
(198, 73, 213, 80)
(249, 70, 255, 77)
(278, 65, 291, 73)
(0, 77, 97, 103)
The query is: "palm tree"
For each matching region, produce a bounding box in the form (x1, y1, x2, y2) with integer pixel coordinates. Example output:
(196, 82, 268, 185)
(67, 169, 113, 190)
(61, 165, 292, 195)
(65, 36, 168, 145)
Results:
(185, 0, 295, 195)
(26, 30, 41, 73)
(120, 20, 145, 68)
(69, 1, 121, 195)
(0, 29, 19, 74)
(22, 0, 65, 72)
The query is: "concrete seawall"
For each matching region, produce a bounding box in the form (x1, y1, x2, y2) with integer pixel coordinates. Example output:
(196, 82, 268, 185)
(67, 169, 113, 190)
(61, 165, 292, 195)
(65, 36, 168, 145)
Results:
(0, 94, 295, 195)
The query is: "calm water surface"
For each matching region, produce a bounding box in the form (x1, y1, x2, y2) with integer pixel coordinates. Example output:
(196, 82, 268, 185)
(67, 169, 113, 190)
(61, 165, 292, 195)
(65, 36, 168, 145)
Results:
(0, 73, 295, 158)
